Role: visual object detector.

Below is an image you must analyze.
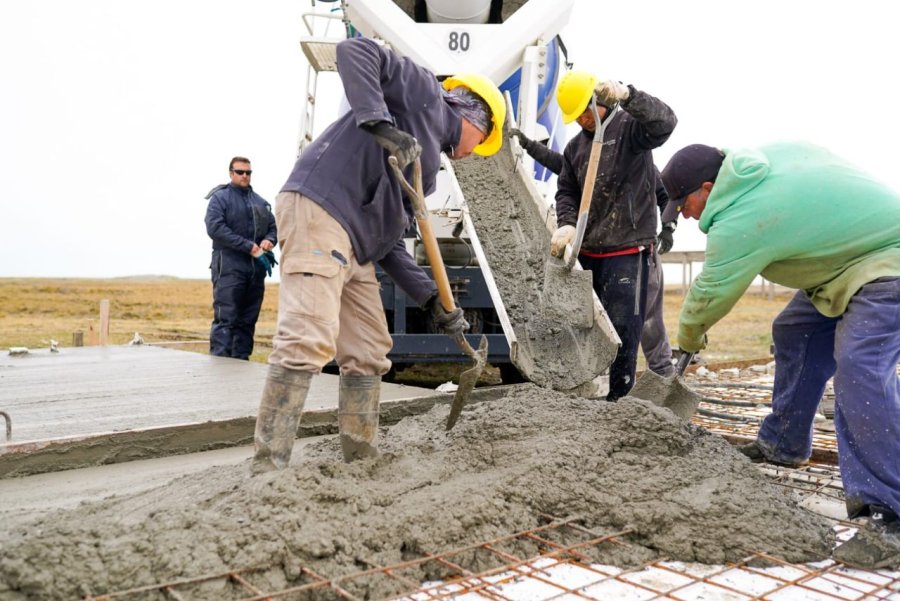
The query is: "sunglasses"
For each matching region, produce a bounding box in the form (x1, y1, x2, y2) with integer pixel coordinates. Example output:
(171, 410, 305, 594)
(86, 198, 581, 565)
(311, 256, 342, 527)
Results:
(231, 169, 252, 176)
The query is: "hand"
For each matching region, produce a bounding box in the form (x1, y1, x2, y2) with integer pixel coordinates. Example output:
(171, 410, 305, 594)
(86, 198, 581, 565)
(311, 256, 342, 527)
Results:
(427, 295, 469, 336)
(509, 128, 532, 149)
(550, 225, 576, 258)
(676, 333, 708, 354)
(363, 120, 421, 168)
(594, 79, 630, 108)
(255, 250, 278, 277)
(260, 239, 274, 252)
(657, 222, 676, 254)
(250, 244, 264, 258)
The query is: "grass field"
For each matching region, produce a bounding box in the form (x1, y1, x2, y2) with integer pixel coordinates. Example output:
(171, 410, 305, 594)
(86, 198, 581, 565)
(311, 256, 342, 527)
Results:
(0, 277, 791, 375)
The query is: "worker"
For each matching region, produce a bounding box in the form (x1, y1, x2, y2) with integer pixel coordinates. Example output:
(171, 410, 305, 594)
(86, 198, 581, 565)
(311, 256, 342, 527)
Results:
(252, 37, 505, 472)
(510, 128, 677, 377)
(660, 142, 900, 567)
(550, 73, 677, 400)
(204, 157, 278, 360)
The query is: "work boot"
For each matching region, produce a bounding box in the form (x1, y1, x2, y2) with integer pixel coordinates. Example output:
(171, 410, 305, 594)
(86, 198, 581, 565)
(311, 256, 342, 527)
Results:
(251, 365, 312, 474)
(833, 507, 900, 569)
(338, 374, 381, 462)
(737, 440, 809, 468)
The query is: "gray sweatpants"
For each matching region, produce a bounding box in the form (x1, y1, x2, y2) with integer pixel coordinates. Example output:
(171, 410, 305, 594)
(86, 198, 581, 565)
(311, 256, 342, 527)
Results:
(641, 247, 675, 376)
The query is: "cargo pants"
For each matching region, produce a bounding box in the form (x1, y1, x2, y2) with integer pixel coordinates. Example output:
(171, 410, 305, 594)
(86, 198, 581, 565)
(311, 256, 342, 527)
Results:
(268, 193, 393, 377)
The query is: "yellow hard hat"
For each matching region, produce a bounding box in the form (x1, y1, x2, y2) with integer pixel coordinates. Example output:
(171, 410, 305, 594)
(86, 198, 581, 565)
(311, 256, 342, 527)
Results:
(442, 73, 506, 156)
(556, 70, 597, 124)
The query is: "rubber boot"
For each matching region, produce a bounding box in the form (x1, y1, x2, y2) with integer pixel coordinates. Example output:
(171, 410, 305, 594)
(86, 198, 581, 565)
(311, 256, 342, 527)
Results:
(251, 365, 312, 474)
(338, 375, 381, 462)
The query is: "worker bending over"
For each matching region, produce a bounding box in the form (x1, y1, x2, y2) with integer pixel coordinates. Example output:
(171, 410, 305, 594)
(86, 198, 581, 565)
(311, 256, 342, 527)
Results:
(661, 142, 900, 567)
(550, 73, 677, 400)
(251, 37, 505, 472)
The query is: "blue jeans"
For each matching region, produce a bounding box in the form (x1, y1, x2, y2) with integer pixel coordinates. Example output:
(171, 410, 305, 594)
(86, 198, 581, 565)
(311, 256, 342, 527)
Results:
(580, 250, 649, 401)
(757, 279, 900, 518)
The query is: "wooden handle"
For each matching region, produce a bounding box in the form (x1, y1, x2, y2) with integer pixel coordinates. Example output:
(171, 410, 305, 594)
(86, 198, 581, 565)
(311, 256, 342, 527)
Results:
(578, 138, 602, 219)
(389, 157, 456, 312)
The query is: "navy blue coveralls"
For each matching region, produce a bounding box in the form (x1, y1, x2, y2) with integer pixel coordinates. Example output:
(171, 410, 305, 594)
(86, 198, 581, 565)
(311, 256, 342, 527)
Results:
(205, 183, 277, 359)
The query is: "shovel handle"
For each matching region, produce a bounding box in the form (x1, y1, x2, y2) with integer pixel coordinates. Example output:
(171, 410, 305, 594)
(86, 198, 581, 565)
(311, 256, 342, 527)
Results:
(675, 352, 694, 375)
(566, 100, 619, 271)
(388, 156, 475, 356)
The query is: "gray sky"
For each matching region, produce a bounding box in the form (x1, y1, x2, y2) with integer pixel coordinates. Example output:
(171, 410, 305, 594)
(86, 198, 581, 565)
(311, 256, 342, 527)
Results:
(3, 0, 898, 279)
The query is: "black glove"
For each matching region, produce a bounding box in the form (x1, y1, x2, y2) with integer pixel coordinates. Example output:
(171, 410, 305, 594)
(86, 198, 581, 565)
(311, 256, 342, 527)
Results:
(426, 295, 469, 336)
(509, 128, 532, 150)
(255, 250, 278, 277)
(362, 120, 421, 168)
(657, 221, 676, 254)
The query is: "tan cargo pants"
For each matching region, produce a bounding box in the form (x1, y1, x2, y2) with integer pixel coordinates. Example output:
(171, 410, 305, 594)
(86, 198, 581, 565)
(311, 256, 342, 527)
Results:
(269, 192, 393, 376)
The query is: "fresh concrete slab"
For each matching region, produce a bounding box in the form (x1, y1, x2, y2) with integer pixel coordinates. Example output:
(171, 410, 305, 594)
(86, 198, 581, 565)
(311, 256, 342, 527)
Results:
(0, 345, 440, 477)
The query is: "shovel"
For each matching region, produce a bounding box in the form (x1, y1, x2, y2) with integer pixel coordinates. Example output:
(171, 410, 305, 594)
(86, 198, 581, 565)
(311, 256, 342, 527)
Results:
(629, 352, 701, 421)
(388, 156, 487, 431)
(542, 98, 619, 328)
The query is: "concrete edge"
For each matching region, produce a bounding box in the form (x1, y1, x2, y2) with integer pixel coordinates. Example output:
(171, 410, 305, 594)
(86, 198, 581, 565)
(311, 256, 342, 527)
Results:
(0, 384, 524, 479)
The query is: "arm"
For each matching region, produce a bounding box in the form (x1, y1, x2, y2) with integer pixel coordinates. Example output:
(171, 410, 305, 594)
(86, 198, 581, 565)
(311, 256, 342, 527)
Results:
(335, 37, 434, 127)
(205, 195, 254, 253)
(554, 145, 580, 227)
(524, 140, 564, 175)
(377, 239, 437, 307)
(263, 202, 277, 247)
(620, 86, 677, 151)
(677, 225, 772, 351)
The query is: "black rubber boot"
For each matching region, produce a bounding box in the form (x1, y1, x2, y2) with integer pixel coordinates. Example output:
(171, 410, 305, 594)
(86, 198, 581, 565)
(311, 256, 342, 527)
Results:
(251, 365, 312, 474)
(338, 375, 381, 462)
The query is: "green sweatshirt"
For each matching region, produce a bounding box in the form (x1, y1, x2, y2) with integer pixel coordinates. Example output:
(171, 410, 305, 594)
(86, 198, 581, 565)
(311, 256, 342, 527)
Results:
(678, 141, 900, 352)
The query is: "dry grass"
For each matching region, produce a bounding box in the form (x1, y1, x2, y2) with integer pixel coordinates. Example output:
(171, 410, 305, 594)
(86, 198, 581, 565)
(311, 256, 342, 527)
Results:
(0, 277, 790, 369)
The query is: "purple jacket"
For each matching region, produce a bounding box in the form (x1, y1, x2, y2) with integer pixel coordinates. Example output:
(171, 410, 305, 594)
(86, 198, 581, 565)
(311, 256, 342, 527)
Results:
(282, 38, 462, 306)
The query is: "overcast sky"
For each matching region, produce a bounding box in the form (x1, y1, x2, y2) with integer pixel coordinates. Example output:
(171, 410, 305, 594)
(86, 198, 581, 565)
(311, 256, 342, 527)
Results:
(3, 0, 898, 280)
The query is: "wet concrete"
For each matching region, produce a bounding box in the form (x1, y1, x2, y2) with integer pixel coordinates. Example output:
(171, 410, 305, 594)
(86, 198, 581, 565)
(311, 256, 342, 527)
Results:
(454, 150, 618, 391)
(0, 385, 833, 600)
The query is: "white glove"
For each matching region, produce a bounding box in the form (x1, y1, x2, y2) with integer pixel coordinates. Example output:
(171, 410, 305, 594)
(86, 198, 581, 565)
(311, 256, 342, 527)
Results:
(550, 225, 576, 258)
(594, 80, 630, 107)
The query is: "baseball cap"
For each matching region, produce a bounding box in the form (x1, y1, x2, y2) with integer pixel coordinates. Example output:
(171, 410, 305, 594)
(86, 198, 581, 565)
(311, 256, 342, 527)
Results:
(660, 144, 725, 221)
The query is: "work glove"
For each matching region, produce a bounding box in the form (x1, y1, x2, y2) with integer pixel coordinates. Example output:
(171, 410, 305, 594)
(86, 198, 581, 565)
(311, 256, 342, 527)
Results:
(509, 128, 532, 150)
(550, 224, 576, 258)
(594, 80, 630, 108)
(657, 221, 676, 255)
(255, 250, 278, 277)
(426, 295, 469, 337)
(362, 120, 421, 168)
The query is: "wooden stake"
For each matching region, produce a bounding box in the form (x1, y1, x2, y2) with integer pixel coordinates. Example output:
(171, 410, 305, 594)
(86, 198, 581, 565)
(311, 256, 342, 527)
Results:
(99, 300, 110, 346)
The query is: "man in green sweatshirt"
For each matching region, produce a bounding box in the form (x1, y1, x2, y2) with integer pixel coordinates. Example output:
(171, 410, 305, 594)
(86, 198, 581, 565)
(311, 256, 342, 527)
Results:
(661, 142, 900, 568)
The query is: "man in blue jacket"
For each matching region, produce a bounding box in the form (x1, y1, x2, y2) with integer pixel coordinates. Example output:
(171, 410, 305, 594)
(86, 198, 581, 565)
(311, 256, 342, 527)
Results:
(252, 37, 505, 471)
(204, 156, 277, 360)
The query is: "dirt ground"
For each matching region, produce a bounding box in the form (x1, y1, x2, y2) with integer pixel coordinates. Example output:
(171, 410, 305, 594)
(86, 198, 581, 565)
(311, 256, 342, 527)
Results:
(0, 277, 787, 369)
(0, 385, 833, 600)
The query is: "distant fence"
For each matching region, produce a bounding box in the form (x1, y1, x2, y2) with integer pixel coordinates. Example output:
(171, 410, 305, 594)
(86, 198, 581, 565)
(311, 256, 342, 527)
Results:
(660, 251, 777, 300)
